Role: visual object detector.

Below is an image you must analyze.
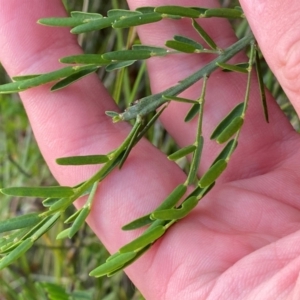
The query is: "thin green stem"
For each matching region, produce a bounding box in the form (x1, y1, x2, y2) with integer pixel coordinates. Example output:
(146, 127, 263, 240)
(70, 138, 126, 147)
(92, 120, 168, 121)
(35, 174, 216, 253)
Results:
(119, 33, 254, 121)
(227, 41, 256, 161)
(186, 75, 208, 185)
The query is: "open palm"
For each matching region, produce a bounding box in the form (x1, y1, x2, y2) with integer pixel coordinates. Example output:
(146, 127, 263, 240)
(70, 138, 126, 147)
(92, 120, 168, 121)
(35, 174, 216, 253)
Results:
(1, 1, 300, 299)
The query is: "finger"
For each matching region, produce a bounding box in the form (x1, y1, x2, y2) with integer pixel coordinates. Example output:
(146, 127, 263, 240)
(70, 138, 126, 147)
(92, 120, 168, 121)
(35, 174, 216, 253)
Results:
(127, 0, 297, 180)
(240, 1, 300, 117)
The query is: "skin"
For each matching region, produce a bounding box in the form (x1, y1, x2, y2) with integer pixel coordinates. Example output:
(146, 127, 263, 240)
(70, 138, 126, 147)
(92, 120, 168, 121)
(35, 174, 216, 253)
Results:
(1, 0, 300, 298)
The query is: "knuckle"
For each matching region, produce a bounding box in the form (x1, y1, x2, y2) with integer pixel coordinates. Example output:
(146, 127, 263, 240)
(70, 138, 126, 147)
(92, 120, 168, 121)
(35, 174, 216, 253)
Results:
(276, 33, 300, 94)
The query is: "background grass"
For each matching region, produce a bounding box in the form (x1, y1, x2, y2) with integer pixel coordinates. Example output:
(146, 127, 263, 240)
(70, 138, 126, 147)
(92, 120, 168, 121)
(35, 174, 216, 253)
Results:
(0, 1, 296, 299)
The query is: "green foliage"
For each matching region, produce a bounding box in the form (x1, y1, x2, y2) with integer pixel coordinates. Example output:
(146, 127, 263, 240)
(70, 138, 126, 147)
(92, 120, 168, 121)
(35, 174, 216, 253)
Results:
(0, 0, 290, 298)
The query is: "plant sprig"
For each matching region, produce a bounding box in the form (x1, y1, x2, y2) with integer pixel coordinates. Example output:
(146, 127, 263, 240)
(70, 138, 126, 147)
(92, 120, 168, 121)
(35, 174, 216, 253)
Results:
(0, 5, 268, 280)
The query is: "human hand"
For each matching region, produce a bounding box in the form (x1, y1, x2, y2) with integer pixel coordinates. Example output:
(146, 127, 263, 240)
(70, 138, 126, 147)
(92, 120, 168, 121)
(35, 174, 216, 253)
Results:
(1, 1, 300, 299)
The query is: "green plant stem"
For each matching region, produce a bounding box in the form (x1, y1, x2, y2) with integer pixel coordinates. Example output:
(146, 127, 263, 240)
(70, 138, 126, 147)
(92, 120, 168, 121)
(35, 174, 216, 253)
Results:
(41, 118, 142, 217)
(227, 41, 256, 160)
(186, 75, 208, 185)
(118, 32, 254, 121)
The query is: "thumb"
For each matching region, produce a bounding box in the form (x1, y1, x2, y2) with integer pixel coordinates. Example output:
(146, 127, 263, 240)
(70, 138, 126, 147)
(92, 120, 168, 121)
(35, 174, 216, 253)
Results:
(240, 1, 300, 115)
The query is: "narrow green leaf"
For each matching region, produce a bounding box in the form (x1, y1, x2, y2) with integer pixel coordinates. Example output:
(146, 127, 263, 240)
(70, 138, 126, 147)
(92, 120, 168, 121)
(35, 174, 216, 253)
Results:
(56, 154, 109, 165)
(216, 117, 244, 144)
(143, 219, 168, 234)
(122, 184, 186, 230)
(64, 209, 81, 224)
(71, 16, 116, 34)
(184, 103, 200, 122)
(210, 102, 244, 140)
(0, 229, 28, 249)
(12, 74, 41, 81)
(165, 40, 197, 53)
(0, 239, 33, 270)
(132, 44, 168, 56)
(188, 136, 204, 184)
(51, 66, 98, 91)
(29, 213, 60, 242)
(122, 215, 153, 231)
(38, 17, 84, 27)
(219, 62, 249, 73)
(112, 12, 162, 28)
(0, 240, 22, 254)
(174, 35, 203, 50)
(105, 111, 120, 119)
(105, 60, 136, 72)
(107, 245, 151, 277)
(187, 182, 215, 199)
(70, 11, 103, 19)
(0, 213, 41, 234)
(255, 50, 269, 122)
(155, 6, 200, 18)
(118, 118, 143, 169)
(107, 9, 142, 18)
(68, 207, 90, 238)
(135, 105, 167, 142)
(217, 62, 248, 73)
(151, 196, 198, 220)
(119, 225, 165, 253)
(42, 197, 61, 207)
(192, 19, 217, 50)
(162, 95, 198, 104)
(168, 145, 196, 160)
(1, 186, 74, 198)
(102, 50, 151, 61)
(135, 7, 155, 13)
(211, 140, 237, 166)
(56, 227, 71, 240)
(40, 282, 70, 300)
(89, 252, 136, 277)
(0, 66, 93, 94)
(49, 198, 71, 211)
(60, 54, 110, 65)
(155, 184, 187, 212)
(199, 159, 227, 188)
(204, 8, 244, 19)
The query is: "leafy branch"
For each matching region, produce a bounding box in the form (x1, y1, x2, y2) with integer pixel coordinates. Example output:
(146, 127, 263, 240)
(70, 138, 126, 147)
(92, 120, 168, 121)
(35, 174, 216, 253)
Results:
(0, 5, 268, 279)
